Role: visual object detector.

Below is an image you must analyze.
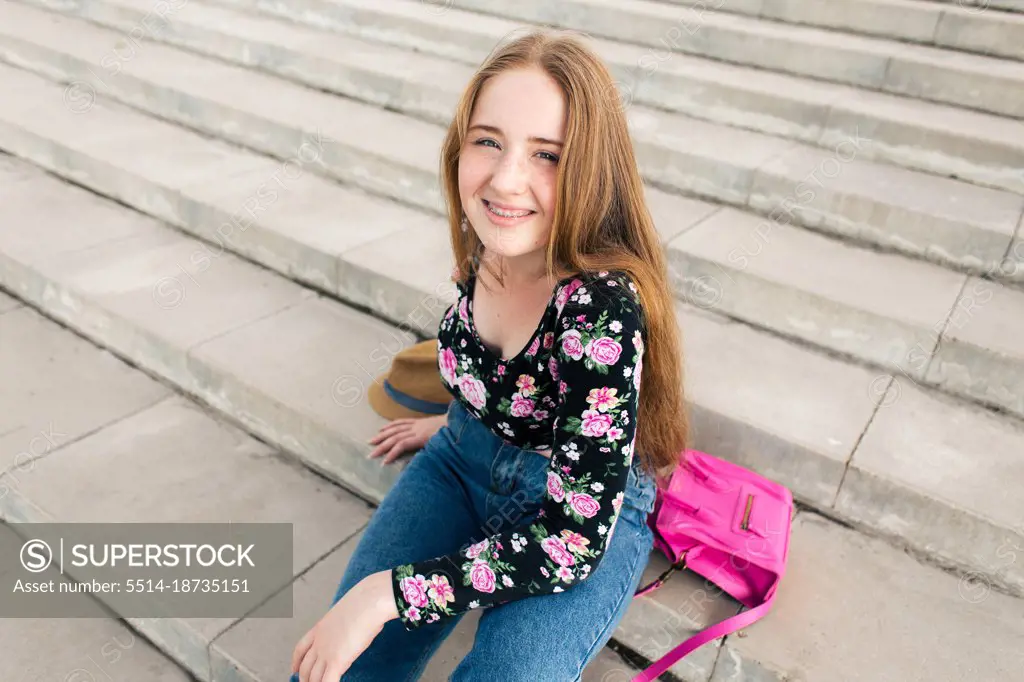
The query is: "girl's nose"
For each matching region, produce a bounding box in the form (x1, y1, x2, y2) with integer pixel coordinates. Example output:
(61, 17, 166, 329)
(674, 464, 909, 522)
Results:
(489, 153, 529, 195)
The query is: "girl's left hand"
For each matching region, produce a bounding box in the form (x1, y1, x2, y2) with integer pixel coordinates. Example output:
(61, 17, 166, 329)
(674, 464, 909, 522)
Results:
(290, 570, 396, 681)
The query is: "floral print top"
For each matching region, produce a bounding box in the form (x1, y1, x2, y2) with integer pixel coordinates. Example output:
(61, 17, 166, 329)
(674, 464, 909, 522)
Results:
(390, 268, 647, 630)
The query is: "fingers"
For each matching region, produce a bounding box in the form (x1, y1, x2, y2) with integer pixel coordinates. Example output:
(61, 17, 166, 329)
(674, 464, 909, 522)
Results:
(367, 419, 411, 444)
(298, 649, 316, 682)
(381, 442, 409, 465)
(310, 657, 326, 682)
(324, 663, 345, 682)
(367, 434, 404, 460)
(368, 426, 421, 461)
(367, 426, 408, 458)
(291, 630, 313, 673)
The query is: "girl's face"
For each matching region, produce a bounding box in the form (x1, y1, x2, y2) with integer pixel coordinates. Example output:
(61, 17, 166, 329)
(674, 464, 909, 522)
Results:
(458, 66, 566, 270)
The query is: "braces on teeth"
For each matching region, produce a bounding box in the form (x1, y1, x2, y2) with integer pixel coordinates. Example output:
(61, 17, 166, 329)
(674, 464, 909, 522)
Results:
(487, 203, 531, 218)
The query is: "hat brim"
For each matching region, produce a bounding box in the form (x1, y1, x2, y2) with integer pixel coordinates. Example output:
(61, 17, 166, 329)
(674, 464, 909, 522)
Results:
(367, 374, 450, 421)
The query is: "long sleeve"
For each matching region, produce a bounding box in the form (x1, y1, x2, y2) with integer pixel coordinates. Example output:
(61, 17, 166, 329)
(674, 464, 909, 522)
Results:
(390, 273, 646, 630)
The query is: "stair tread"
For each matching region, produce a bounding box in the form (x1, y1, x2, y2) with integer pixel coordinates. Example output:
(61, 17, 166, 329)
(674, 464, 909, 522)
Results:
(668, 207, 967, 327)
(711, 513, 1024, 682)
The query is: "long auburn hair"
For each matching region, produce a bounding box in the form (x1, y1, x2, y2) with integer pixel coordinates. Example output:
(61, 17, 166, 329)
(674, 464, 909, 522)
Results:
(440, 29, 689, 482)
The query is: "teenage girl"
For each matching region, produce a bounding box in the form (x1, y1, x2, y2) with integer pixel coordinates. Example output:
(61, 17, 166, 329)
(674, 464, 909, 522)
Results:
(291, 28, 689, 682)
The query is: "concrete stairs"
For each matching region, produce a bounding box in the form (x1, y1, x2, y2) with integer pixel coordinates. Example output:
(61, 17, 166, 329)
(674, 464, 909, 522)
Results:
(0, 0, 1022, 679)
(4, 286, 1019, 679)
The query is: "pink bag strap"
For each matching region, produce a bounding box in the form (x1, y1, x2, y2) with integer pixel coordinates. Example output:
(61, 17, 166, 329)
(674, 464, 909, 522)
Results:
(630, 595, 776, 682)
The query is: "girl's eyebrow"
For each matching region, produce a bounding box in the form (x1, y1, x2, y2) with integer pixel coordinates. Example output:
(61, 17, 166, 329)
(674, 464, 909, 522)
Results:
(468, 124, 564, 147)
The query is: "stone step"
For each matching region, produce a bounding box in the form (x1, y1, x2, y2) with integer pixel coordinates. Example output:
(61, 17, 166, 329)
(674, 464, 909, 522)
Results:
(204, 0, 1024, 120)
(927, 276, 1024, 419)
(933, 0, 1024, 14)
(707, 513, 1024, 682)
(0, 53, 1020, 417)
(17, 0, 1024, 199)
(2, 308, 1023, 682)
(0, 553, 198, 682)
(667, 206, 967, 377)
(654, 0, 1024, 62)
(2, 130, 1023, 601)
(0, 9, 1020, 287)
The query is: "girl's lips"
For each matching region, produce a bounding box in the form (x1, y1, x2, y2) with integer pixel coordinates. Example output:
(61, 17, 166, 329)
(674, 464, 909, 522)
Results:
(482, 199, 535, 226)
(484, 199, 533, 214)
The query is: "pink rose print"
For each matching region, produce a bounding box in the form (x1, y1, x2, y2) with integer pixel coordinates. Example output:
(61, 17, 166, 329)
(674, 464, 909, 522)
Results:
(458, 297, 469, 323)
(570, 492, 601, 518)
(400, 575, 429, 608)
(428, 575, 455, 607)
(427, 613, 440, 623)
(587, 386, 620, 412)
(581, 409, 614, 438)
(516, 374, 537, 395)
(458, 374, 487, 410)
(606, 426, 624, 442)
(526, 336, 541, 357)
(439, 347, 458, 386)
(466, 539, 490, 559)
(560, 330, 585, 361)
(405, 606, 421, 622)
(547, 472, 566, 502)
(540, 566, 550, 577)
(497, 364, 506, 376)
(612, 491, 625, 513)
(634, 354, 643, 391)
(510, 396, 535, 418)
(633, 329, 644, 353)
(556, 566, 575, 583)
(543, 332, 554, 349)
(470, 562, 497, 593)
(541, 536, 576, 567)
(587, 337, 622, 366)
(532, 409, 549, 421)
(555, 279, 584, 313)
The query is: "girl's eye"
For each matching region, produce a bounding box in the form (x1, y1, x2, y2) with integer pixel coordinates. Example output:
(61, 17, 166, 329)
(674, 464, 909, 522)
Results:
(475, 138, 500, 149)
(537, 151, 560, 163)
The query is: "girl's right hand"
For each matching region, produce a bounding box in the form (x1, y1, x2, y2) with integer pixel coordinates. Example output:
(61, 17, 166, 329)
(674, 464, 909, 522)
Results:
(366, 414, 447, 465)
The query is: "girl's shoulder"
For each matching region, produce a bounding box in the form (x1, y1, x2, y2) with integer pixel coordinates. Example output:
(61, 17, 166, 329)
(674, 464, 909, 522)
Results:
(561, 269, 640, 307)
(555, 269, 644, 330)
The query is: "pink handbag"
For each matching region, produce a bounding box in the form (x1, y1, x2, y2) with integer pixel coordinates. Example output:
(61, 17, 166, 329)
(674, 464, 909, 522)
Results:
(628, 449, 794, 682)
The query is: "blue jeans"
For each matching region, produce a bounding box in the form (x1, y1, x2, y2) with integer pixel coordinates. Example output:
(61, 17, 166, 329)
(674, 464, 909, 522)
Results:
(290, 398, 657, 682)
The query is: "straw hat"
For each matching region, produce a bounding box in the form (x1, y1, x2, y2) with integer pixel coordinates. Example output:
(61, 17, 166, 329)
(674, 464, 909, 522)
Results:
(368, 339, 454, 420)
